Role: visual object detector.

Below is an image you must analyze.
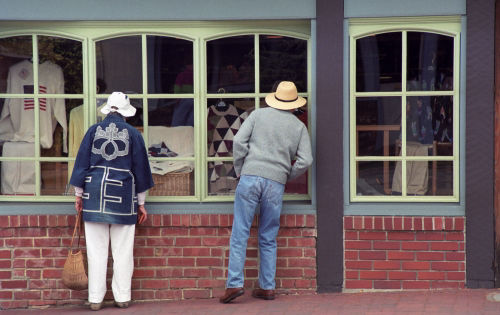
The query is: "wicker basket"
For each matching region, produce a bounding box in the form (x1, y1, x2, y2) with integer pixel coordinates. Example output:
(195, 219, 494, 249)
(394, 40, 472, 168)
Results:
(149, 172, 193, 196)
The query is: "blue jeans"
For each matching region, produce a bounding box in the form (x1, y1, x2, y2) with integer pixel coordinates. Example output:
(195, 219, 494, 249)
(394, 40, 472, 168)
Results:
(226, 175, 285, 290)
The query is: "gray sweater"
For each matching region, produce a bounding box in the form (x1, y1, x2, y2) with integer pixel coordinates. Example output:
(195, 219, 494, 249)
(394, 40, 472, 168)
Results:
(233, 107, 313, 185)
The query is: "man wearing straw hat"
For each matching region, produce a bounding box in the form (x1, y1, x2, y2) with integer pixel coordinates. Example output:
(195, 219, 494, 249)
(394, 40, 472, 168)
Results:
(220, 81, 313, 303)
(70, 92, 154, 311)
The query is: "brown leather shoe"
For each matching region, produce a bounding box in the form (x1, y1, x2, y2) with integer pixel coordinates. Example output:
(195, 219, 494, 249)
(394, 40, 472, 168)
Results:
(219, 287, 244, 303)
(252, 288, 275, 300)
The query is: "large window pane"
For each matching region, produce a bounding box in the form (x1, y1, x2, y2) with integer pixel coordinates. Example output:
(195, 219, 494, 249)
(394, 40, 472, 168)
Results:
(207, 36, 254, 93)
(0, 155, 35, 195)
(357, 161, 397, 196)
(147, 36, 193, 94)
(38, 36, 83, 94)
(96, 36, 142, 93)
(356, 32, 402, 92)
(148, 98, 194, 127)
(407, 32, 454, 91)
(208, 161, 238, 195)
(41, 161, 68, 196)
(259, 35, 307, 93)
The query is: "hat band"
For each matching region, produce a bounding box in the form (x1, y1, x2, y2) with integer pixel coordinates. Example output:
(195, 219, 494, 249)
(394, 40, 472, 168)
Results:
(275, 95, 298, 103)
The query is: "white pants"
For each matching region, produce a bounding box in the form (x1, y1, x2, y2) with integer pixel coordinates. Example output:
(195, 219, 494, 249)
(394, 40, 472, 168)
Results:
(84, 221, 135, 303)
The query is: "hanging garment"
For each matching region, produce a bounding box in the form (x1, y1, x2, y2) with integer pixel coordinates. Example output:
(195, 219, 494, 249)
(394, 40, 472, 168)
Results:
(207, 103, 248, 193)
(0, 60, 67, 152)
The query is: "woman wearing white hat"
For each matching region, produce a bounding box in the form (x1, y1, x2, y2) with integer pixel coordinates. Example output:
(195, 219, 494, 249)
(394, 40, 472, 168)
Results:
(220, 81, 313, 303)
(70, 92, 154, 311)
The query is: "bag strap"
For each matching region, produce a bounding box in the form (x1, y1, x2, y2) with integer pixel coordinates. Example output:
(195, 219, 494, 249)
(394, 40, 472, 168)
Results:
(69, 212, 83, 250)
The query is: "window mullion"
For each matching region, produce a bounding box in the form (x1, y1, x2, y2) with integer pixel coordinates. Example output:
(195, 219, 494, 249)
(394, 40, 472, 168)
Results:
(255, 34, 260, 109)
(401, 31, 407, 196)
(141, 34, 149, 148)
(33, 34, 41, 197)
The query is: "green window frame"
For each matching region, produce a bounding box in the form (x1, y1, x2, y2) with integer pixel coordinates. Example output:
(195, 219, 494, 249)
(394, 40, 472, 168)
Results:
(349, 16, 461, 203)
(0, 21, 312, 203)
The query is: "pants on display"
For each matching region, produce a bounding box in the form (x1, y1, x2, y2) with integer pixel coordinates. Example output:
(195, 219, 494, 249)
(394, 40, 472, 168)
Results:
(226, 175, 285, 290)
(392, 142, 429, 195)
(84, 221, 135, 303)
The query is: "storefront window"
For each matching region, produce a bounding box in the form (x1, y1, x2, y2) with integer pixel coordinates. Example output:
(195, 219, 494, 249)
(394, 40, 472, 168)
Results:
(0, 21, 311, 202)
(350, 19, 460, 202)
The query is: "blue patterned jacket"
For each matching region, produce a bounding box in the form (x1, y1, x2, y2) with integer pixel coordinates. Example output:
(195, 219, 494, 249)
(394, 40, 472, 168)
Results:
(70, 114, 154, 224)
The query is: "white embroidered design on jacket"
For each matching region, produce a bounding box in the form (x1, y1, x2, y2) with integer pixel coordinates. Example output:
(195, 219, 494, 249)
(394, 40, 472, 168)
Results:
(91, 123, 129, 160)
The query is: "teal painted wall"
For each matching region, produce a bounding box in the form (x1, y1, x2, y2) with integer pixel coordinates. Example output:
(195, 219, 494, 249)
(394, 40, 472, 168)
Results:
(0, 0, 315, 20)
(345, 0, 466, 17)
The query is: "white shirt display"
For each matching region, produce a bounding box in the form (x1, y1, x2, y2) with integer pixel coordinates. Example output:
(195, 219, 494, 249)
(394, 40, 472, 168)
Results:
(0, 59, 67, 152)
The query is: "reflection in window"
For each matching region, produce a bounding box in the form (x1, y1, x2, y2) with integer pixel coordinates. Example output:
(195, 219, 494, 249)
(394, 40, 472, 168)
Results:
(356, 32, 402, 92)
(0, 36, 32, 93)
(207, 36, 254, 93)
(407, 32, 453, 91)
(96, 36, 142, 93)
(147, 36, 193, 94)
(260, 35, 307, 93)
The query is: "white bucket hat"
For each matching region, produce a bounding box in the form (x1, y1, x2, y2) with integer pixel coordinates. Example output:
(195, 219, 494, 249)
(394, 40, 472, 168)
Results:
(265, 81, 306, 110)
(100, 92, 136, 117)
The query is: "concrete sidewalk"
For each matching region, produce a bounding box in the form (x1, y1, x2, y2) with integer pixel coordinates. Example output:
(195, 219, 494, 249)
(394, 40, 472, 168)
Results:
(3, 289, 500, 315)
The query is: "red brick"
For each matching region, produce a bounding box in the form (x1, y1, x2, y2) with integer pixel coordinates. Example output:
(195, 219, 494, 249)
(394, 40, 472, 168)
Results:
(344, 280, 372, 289)
(363, 217, 373, 230)
(403, 217, 413, 230)
(416, 252, 444, 261)
(138, 257, 166, 267)
(431, 281, 463, 289)
(196, 258, 222, 267)
(14, 290, 41, 299)
(278, 248, 303, 257)
(387, 251, 414, 260)
(354, 217, 363, 229)
(42, 269, 62, 278)
(423, 217, 433, 230)
(168, 258, 195, 267)
(418, 271, 446, 280)
(26, 269, 41, 279)
(445, 217, 454, 230)
(133, 269, 155, 278)
(304, 248, 316, 257)
(142, 280, 170, 289)
(393, 217, 403, 230)
(161, 227, 188, 236)
(155, 268, 183, 278)
(401, 241, 428, 251)
(0, 301, 29, 309)
(0, 249, 11, 259)
(183, 289, 211, 299)
(446, 232, 464, 241)
(42, 248, 67, 257)
(454, 217, 465, 231)
(305, 215, 316, 228)
(416, 232, 444, 241)
(384, 217, 393, 230)
(288, 258, 315, 267)
(0, 291, 12, 299)
(288, 238, 316, 247)
(359, 231, 386, 240)
(175, 237, 201, 246)
(374, 217, 383, 230)
(373, 260, 400, 270)
(0, 216, 9, 227)
(373, 241, 400, 250)
(183, 247, 211, 257)
(170, 279, 196, 288)
(277, 268, 303, 277)
(345, 240, 371, 250)
(202, 237, 229, 246)
(5, 238, 34, 247)
(359, 251, 386, 260)
(431, 262, 460, 271)
(0, 270, 11, 279)
(414, 217, 423, 230)
(345, 270, 359, 279)
(190, 228, 217, 236)
(0, 260, 12, 268)
(344, 231, 358, 240)
(345, 261, 372, 270)
(345, 251, 358, 260)
(387, 232, 414, 241)
(434, 217, 444, 230)
(388, 271, 417, 280)
(446, 252, 465, 261)
(374, 280, 401, 289)
(146, 238, 175, 246)
(447, 271, 465, 280)
(197, 279, 226, 288)
(359, 271, 387, 280)
(1, 280, 27, 289)
(26, 259, 53, 268)
(344, 216, 353, 230)
(402, 280, 430, 289)
(430, 242, 459, 251)
(402, 261, 431, 270)
(34, 238, 61, 247)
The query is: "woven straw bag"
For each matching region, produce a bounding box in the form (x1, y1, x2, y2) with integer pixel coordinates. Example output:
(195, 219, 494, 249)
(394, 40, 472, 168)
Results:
(62, 212, 88, 290)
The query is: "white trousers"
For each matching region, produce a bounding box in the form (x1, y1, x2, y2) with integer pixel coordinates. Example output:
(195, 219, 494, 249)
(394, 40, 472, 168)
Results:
(84, 221, 135, 303)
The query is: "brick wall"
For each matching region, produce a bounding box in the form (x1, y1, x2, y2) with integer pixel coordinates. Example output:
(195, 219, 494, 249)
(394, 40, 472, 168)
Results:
(0, 213, 316, 310)
(344, 216, 465, 290)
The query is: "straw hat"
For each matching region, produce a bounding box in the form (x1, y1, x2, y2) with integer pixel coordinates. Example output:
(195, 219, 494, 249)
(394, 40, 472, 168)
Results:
(265, 81, 306, 110)
(100, 92, 136, 117)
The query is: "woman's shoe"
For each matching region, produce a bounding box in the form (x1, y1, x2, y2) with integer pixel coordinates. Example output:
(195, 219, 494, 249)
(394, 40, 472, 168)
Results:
(89, 302, 103, 311)
(114, 301, 130, 308)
